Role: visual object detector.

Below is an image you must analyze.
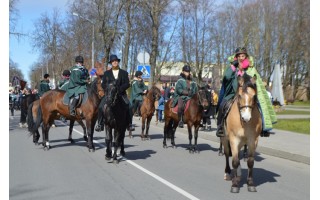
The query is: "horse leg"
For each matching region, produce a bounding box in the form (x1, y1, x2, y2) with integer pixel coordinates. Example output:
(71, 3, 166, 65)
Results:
(222, 138, 232, 180)
(105, 126, 112, 160)
(120, 130, 126, 156)
(230, 142, 241, 193)
(145, 116, 152, 140)
(246, 142, 257, 192)
(218, 138, 224, 156)
(86, 119, 95, 152)
(194, 125, 199, 153)
(42, 122, 51, 150)
(187, 125, 193, 153)
(171, 124, 177, 148)
(140, 117, 146, 140)
(68, 120, 75, 143)
(163, 121, 168, 148)
(78, 120, 87, 142)
(243, 144, 248, 162)
(112, 130, 119, 164)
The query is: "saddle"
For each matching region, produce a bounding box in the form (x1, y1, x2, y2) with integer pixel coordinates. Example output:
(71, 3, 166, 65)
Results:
(222, 98, 236, 123)
(62, 91, 89, 106)
(171, 100, 191, 114)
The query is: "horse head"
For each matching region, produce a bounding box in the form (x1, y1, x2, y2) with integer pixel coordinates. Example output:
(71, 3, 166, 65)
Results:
(106, 80, 118, 107)
(90, 76, 104, 99)
(237, 74, 258, 122)
(196, 88, 210, 110)
(151, 85, 162, 101)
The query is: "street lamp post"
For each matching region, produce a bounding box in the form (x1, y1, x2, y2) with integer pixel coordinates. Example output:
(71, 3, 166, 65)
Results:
(72, 12, 95, 73)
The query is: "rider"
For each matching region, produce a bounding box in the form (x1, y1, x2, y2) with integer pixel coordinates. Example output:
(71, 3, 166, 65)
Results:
(95, 54, 134, 132)
(215, 47, 277, 137)
(38, 73, 51, 98)
(58, 69, 71, 90)
(66, 56, 89, 116)
(171, 65, 198, 128)
(130, 70, 148, 117)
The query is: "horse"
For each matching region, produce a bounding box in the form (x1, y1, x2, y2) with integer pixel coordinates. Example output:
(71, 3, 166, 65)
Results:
(27, 99, 87, 145)
(139, 85, 162, 140)
(221, 74, 262, 193)
(103, 81, 130, 163)
(163, 88, 210, 153)
(34, 76, 104, 151)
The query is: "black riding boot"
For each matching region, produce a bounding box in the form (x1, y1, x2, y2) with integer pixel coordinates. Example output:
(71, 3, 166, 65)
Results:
(216, 109, 224, 137)
(69, 98, 78, 116)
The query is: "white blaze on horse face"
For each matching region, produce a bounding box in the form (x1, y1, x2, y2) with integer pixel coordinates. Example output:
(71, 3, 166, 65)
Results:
(240, 94, 251, 122)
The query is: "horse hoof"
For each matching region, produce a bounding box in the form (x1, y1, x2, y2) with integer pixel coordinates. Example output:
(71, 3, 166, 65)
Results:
(83, 136, 88, 142)
(230, 187, 239, 193)
(163, 144, 167, 148)
(247, 186, 257, 192)
(224, 173, 231, 181)
(120, 151, 126, 157)
(218, 152, 224, 156)
(68, 138, 75, 143)
(105, 156, 112, 161)
(43, 146, 50, 151)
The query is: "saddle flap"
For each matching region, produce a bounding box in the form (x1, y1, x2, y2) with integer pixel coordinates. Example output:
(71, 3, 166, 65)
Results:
(62, 91, 89, 106)
(171, 100, 191, 114)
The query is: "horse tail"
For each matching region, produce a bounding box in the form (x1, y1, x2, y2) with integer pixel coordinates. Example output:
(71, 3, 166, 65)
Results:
(27, 102, 34, 134)
(34, 104, 42, 133)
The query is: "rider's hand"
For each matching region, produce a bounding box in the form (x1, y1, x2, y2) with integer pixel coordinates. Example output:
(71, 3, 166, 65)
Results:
(232, 60, 239, 68)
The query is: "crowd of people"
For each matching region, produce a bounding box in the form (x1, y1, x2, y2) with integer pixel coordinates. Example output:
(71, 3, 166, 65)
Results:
(12, 47, 276, 138)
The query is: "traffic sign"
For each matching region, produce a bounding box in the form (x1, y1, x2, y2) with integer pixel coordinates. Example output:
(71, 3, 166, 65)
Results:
(137, 65, 151, 78)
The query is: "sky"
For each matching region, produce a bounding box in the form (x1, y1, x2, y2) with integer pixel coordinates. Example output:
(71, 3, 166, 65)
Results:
(9, 0, 69, 83)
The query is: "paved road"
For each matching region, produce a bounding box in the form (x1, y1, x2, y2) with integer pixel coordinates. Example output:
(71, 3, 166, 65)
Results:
(9, 112, 310, 200)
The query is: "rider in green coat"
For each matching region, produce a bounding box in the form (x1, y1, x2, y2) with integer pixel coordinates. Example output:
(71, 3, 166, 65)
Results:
(38, 73, 51, 97)
(66, 56, 89, 116)
(130, 71, 148, 116)
(171, 65, 198, 128)
(58, 70, 71, 91)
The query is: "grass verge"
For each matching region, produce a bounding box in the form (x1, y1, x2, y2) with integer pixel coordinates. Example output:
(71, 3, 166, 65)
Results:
(273, 119, 310, 135)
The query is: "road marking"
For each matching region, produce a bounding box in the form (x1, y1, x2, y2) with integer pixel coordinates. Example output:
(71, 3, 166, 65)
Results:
(70, 126, 200, 200)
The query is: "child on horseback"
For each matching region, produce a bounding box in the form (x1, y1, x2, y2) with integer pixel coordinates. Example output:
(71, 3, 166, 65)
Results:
(216, 47, 277, 137)
(66, 56, 90, 116)
(171, 65, 198, 128)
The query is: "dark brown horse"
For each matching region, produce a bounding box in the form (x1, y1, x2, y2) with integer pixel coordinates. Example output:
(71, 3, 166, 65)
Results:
(28, 99, 87, 144)
(221, 74, 262, 193)
(139, 85, 162, 140)
(163, 88, 210, 153)
(34, 76, 104, 151)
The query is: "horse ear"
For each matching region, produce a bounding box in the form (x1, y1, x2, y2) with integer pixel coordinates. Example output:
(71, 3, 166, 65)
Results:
(251, 74, 257, 84)
(238, 76, 244, 87)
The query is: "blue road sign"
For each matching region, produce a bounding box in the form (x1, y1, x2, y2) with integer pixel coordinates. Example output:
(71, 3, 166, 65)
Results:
(137, 65, 151, 78)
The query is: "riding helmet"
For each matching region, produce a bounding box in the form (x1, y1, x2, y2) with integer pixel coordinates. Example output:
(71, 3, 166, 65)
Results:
(75, 55, 84, 63)
(182, 65, 191, 72)
(135, 71, 143, 77)
(62, 70, 71, 76)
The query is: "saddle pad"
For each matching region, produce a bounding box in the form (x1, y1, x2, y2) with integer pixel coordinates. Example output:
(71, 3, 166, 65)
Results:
(171, 100, 191, 114)
(62, 91, 89, 106)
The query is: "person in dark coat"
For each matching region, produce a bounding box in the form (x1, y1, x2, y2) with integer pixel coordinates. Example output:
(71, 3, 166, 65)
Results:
(130, 71, 148, 116)
(58, 69, 71, 90)
(66, 56, 89, 116)
(95, 54, 134, 132)
(171, 65, 198, 128)
(162, 82, 171, 102)
(38, 73, 51, 98)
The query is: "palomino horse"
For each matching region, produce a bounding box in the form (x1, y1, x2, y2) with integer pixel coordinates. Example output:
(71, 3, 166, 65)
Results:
(34, 76, 104, 151)
(104, 81, 130, 163)
(163, 88, 210, 153)
(28, 99, 87, 144)
(139, 85, 162, 140)
(221, 74, 262, 193)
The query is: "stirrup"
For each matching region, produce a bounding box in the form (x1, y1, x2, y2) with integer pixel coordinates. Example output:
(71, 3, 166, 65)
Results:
(70, 110, 76, 117)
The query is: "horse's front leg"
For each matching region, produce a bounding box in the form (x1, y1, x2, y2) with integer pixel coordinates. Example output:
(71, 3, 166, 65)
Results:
(163, 122, 168, 148)
(42, 122, 51, 150)
(222, 139, 232, 181)
(140, 116, 146, 140)
(230, 143, 241, 193)
(145, 116, 152, 140)
(78, 120, 87, 142)
(68, 120, 75, 143)
(86, 119, 95, 152)
(112, 130, 120, 164)
(105, 126, 112, 160)
(246, 142, 257, 192)
(193, 125, 200, 153)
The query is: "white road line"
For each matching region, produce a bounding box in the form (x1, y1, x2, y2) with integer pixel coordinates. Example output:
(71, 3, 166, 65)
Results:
(70, 126, 200, 200)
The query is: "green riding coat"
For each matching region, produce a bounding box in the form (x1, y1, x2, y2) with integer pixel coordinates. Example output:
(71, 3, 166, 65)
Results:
(130, 78, 148, 104)
(38, 80, 50, 97)
(66, 65, 89, 98)
(172, 75, 198, 107)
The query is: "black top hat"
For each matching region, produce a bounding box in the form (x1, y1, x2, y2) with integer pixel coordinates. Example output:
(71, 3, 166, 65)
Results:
(108, 54, 121, 63)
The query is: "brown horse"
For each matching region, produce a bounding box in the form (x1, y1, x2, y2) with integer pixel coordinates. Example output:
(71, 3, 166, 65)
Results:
(34, 76, 104, 151)
(163, 88, 210, 153)
(139, 85, 162, 140)
(28, 99, 87, 144)
(221, 74, 262, 193)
